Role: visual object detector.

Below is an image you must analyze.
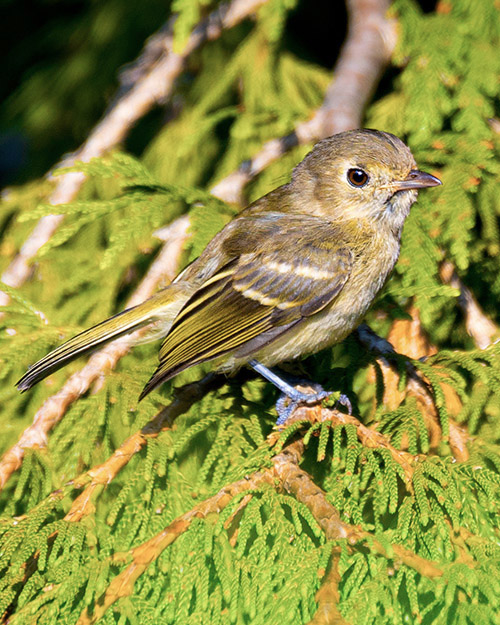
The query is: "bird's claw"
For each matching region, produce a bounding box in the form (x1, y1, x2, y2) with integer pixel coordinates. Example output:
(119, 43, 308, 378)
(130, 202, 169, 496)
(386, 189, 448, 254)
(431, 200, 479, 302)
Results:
(337, 393, 353, 415)
(275, 386, 333, 425)
(275, 387, 352, 425)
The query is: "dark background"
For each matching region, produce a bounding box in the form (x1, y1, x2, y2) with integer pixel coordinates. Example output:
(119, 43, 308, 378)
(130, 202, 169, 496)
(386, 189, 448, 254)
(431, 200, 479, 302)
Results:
(0, 0, 436, 186)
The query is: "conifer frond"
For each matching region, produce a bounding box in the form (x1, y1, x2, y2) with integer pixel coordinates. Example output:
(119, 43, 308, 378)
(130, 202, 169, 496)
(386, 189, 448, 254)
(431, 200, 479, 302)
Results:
(2, 0, 500, 623)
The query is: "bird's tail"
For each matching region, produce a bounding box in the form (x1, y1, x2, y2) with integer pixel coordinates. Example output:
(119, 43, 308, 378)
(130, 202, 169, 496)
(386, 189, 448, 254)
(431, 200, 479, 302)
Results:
(17, 283, 193, 391)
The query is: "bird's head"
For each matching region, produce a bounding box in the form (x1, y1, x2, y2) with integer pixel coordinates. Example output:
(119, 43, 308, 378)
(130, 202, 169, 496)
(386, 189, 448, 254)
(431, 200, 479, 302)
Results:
(291, 129, 441, 236)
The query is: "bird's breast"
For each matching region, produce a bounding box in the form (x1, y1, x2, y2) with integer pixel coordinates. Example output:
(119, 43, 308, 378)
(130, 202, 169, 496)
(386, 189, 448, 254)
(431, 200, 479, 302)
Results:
(225, 231, 400, 369)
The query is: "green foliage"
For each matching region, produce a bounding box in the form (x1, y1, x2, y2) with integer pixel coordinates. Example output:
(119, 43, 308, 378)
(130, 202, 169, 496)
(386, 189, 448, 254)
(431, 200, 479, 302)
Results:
(172, 0, 215, 53)
(369, 0, 500, 345)
(1, 0, 500, 624)
(1, 0, 170, 182)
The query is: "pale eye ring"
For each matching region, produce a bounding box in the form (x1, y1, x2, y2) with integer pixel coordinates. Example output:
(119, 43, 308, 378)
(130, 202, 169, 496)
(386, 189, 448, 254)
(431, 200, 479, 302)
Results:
(347, 168, 369, 187)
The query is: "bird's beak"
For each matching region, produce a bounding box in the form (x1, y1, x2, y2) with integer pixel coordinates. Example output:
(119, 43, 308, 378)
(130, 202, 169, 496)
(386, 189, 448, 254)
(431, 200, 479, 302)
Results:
(394, 170, 442, 191)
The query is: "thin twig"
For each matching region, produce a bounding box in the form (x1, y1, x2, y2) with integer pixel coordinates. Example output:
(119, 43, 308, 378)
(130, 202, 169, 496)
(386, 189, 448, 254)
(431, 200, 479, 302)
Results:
(440, 260, 499, 349)
(64, 371, 224, 523)
(273, 437, 442, 579)
(75, 434, 441, 625)
(307, 553, 350, 625)
(358, 314, 471, 462)
(211, 0, 396, 204)
(0, 217, 190, 491)
(0, 0, 269, 305)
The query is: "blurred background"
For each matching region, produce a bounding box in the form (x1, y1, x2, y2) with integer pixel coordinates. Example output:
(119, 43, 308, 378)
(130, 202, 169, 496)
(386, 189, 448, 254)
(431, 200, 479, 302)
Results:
(1, 0, 435, 186)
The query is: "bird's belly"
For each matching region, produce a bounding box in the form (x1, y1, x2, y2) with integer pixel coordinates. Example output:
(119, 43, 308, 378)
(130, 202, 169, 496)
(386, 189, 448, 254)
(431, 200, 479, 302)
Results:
(222, 242, 397, 372)
(254, 295, 366, 366)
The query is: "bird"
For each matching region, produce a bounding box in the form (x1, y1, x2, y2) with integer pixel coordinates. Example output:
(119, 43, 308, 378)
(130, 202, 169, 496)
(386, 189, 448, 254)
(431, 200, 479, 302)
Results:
(17, 129, 441, 422)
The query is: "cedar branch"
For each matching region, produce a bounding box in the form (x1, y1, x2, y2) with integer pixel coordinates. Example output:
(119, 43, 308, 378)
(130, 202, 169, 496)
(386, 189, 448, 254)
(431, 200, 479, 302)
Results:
(64, 371, 224, 523)
(440, 260, 499, 350)
(211, 0, 397, 204)
(269, 402, 415, 486)
(76, 433, 441, 625)
(0, 216, 190, 491)
(0, 0, 269, 305)
(272, 437, 443, 579)
(75, 455, 280, 625)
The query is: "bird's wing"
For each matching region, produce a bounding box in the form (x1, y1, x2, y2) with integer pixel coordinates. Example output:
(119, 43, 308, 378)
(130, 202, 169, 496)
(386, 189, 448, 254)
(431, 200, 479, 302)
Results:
(139, 221, 353, 398)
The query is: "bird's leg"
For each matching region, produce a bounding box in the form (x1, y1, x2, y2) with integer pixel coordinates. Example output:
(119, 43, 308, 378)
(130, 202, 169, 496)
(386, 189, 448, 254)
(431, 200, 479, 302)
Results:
(336, 393, 353, 415)
(248, 359, 350, 425)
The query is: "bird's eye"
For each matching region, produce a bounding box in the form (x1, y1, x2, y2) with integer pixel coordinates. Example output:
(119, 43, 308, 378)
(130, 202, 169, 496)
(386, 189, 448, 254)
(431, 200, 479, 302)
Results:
(347, 168, 369, 187)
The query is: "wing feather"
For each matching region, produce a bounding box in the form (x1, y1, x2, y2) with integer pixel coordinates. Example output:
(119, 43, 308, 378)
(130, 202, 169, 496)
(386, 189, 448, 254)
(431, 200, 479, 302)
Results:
(139, 222, 353, 399)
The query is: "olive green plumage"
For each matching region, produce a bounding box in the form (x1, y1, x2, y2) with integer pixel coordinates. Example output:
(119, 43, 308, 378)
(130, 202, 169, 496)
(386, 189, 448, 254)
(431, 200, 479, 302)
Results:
(17, 129, 441, 397)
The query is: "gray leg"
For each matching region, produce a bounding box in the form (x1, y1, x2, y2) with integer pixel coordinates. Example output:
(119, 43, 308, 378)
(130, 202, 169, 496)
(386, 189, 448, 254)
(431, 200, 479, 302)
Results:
(337, 393, 352, 415)
(248, 359, 333, 425)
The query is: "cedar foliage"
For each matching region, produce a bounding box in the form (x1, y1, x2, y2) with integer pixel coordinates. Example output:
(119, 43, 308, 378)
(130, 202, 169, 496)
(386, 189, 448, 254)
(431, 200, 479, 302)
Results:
(1, 1, 500, 623)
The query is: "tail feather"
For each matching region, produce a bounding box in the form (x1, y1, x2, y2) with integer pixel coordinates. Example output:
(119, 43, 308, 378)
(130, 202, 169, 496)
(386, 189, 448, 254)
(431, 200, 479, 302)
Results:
(17, 284, 192, 391)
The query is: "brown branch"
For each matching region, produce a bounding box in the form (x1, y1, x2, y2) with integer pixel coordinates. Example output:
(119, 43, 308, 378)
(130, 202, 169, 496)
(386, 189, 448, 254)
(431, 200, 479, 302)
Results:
(295, 0, 396, 141)
(0, 216, 190, 492)
(64, 371, 224, 523)
(488, 117, 500, 135)
(359, 309, 471, 461)
(272, 439, 350, 539)
(76, 432, 441, 625)
(273, 431, 348, 625)
(440, 260, 499, 349)
(211, 0, 397, 204)
(272, 436, 443, 580)
(308, 553, 350, 625)
(0, 0, 269, 305)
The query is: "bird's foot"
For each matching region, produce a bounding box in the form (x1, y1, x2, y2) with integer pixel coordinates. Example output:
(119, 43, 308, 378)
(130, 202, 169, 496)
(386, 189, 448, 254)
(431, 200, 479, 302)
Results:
(275, 385, 352, 425)
(275, 381, 331, 425)
(247, 359, 351, 426)
(275, 392, 329, 425)
(336, 393, 353, 415)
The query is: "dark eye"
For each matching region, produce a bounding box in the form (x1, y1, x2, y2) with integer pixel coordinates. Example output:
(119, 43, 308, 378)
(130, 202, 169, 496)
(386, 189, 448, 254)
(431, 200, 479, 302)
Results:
(347, 168, 369, 187)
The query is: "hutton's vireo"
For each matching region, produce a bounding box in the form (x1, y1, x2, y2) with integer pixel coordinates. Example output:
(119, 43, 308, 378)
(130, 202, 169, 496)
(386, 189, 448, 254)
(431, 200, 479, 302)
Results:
(18, 129, 441, 420)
